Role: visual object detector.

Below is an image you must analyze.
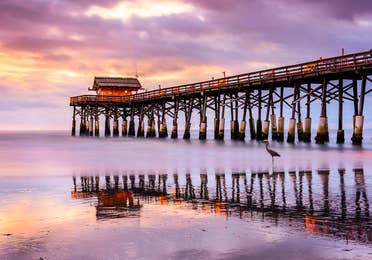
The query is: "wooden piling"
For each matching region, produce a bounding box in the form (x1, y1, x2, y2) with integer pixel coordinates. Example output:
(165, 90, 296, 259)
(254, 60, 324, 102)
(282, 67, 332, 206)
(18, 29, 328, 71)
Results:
(287, 83, 297, 143)
(95, 109, 99, 137)
(277, 86, 284, 142)
(71, 106, 76, 136)
(128, 111, 135, 136)
(303, 83, 311, 142)
(262, 89, 271, 140)
(214, 95, 220, 140)
(171, 101, 179, 139)
(270, 90, 278, 141)
(89, 115, 94, 136)
(315, 79, 329, 144)
(352, 75, 366, 145)
(217, 95, 225, 140)
(113, 109, 119, 137)
(336, 79, 345, 144)
(238, 91, 248, 141)
(199, 95, 207, 140)
(256, 88, 263, 140)
(104, 108, 111, 137)
(296, 85, 303, 142)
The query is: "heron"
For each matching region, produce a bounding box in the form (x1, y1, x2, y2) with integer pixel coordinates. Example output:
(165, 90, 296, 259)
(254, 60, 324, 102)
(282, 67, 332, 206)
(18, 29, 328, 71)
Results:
(262, 140, 280, 167)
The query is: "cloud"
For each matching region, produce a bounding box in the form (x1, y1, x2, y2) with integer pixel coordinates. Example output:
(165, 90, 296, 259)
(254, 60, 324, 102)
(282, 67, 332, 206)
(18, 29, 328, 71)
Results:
(0, 0, 371, 129)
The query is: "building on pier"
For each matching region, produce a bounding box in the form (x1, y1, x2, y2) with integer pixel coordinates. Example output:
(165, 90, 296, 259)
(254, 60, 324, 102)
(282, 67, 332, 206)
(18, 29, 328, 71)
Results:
(90, 77, 142, 96)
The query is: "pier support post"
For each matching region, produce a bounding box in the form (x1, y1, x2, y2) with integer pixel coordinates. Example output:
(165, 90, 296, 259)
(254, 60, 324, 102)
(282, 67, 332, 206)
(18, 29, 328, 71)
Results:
(337, 79, 345, 144)
(159, 103, 168, 138)
(296, 86, 303, 142)
(270, 90, 277, 141)
(352, 75, 366, 145)
(95, 109, 99, 137)
(79, 107, 85, 136)
(104, 108, 111, 137)
(147, 117, 155, 138)
(183, 98, 193, 139)
(113, 109, 119, 137)
(277, 87, 284, 142)
(122, 115, 127, 137)
(159, 119, 167, 138)
(238, 91, 248, 141)
(137, 117, 145, 137)
(287, 83, 297, 143)
(128, 112, 135, 136)
(262, 89, 271, 140)
(315, 79, 329, 144)
(72, 106, 76, 136)
(217, 95, 225, 140)
(199, 118, 207, 140)
(89, 115, 94, 136)
(199, 95, 207, 140)
(303, 83, 311, 142)
(230, 93, 239, 140)
(214, 96, 220, 140)
(171, 101, 179, 139)
(256, 88, 263, 140)
(247, 92, 256, 140)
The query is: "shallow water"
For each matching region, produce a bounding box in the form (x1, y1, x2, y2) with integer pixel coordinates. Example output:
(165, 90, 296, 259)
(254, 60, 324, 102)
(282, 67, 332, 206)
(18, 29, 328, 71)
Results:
(0, 131, 371, 259)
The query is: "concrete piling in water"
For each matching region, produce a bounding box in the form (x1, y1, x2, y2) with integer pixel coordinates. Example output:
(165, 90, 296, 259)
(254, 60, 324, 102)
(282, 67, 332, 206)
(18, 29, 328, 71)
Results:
(230, 120, 239, 140)
(199, 118, 207, 140)
(337, 79, 345, 144)
(303, 83, 311, 143)
(121, 118, 127, 137)
(237, 92, 248, 141)
(171, 101, 179, 139)
(104, 110, 111, 137)
(171, 121, 178, 139)
(270, 114, 277, 141)
(214, 118, 219, 140)
(262, 120, 269, 140)
(113, 114, 119, 137)
(287, 118, 296, 143)
(303, 117, 311, 142)
(183, 122, 191, 139)
(217, 95, 225, 140)
(352, 115, 364, 145)
(137, 119, 145, 137)
(256, 89, 263, 141)
(79, 109, 85, 136)
(315, 116, 328, 144)
(71, 106, 76, 136)
(352, 75, 366, 145)
(238, 120, 246, 141)
(218, 118, 225, 140)
(159, 119, 168, 138)
(128, 117, 135, 136)
(147, 118, 156, 138)
(297, 121, 303, 142)
(315, 79, 329, 144)
(277, 117, 284, 142)
(249, 118, 256, 140)
(89, 116, 94, 136)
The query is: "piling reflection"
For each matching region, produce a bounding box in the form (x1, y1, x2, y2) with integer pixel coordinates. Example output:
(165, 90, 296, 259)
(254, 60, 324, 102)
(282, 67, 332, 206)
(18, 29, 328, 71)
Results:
(71, 168, 371, 243)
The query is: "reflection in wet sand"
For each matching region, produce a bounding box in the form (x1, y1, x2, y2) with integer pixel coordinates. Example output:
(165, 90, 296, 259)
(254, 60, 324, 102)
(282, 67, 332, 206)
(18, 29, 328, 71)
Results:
(72, 168, 371, 244)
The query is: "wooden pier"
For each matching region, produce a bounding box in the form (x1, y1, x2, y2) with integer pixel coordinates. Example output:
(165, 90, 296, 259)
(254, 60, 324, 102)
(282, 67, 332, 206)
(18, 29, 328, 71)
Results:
(70, 50, 372, 144)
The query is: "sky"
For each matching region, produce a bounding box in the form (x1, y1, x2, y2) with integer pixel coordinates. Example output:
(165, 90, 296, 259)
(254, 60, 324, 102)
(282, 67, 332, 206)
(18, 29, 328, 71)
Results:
(0, 0, 371, 130)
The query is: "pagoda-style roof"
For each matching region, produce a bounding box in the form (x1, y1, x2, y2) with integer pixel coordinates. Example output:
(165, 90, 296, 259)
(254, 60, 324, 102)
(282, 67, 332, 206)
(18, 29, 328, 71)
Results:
(90, 77, 142, 90)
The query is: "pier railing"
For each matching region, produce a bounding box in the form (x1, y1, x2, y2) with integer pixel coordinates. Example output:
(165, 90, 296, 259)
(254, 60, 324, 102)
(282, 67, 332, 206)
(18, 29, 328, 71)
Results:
(70, 50, 372, 105)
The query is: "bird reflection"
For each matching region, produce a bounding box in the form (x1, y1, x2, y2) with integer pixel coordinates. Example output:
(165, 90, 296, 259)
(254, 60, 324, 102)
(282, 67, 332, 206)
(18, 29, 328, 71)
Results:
(71, 168, 372, 244)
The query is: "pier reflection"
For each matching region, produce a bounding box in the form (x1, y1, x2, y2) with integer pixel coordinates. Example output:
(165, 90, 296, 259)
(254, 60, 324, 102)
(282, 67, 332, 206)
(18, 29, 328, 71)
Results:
(71, 168, 371, 243)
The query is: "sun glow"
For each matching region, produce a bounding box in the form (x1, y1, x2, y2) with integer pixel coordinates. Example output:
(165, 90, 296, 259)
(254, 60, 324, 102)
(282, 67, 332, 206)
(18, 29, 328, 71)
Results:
(85, 0, 195, 22)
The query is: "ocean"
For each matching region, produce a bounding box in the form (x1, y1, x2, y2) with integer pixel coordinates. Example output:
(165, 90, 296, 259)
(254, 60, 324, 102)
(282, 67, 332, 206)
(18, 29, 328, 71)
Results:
(0, 130, 371, 259)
